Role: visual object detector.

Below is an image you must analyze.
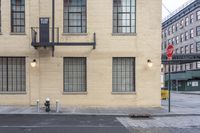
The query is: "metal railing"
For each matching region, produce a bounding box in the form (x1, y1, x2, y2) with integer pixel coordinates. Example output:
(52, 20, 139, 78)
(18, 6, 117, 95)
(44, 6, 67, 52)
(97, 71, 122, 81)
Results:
(31, 27, 59, 46)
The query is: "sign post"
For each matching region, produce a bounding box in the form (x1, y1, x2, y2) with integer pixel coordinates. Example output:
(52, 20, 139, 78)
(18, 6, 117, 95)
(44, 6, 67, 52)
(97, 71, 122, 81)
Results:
(166, 44, 174, 112)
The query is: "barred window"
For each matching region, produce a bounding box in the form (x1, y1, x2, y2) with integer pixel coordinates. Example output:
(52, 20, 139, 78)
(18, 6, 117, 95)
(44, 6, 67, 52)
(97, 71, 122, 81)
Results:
(113, 0, 136, 33)
(63, 0, 87, 33)
(112, 57, 135, 92)
(64, 57, 86, 92)
(11, 0, 25, 33)
(0, 57, 26, 92)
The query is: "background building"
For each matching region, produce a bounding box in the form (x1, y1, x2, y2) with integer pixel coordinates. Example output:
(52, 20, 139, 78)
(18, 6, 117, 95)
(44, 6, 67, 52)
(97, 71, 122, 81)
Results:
(0, 0, 161, 107)
(162, 0, 200, 91)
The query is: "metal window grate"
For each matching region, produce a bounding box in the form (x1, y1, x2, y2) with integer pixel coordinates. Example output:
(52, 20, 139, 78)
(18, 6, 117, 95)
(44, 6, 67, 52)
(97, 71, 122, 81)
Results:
(11, 0, 25, 33)
(113, 0, 136, 33)
(0, 57, 26, 92)
(64, 57, 86, 92)
(112, 57, 135, 92)
(63, 0, 87, 33)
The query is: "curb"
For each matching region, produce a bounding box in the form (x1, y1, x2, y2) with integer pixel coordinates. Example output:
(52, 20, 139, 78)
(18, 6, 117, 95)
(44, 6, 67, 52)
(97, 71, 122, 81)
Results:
(0, 113, 200, 117)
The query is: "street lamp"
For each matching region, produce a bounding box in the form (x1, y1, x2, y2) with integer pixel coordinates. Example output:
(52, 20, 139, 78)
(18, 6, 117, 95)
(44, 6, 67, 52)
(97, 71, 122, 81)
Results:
(31, 59, 37, 68)
(147, 59, 153, 68)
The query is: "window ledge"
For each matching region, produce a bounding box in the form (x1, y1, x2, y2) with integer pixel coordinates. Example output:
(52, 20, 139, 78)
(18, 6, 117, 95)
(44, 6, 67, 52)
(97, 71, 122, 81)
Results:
(112, 33, 137, 36)
(63, 92, 88, 95)
(111, 92, 136, 95)
(0, 91, 27, 95)
(10, 32, 26, 35)
(62, 33, 88, 36)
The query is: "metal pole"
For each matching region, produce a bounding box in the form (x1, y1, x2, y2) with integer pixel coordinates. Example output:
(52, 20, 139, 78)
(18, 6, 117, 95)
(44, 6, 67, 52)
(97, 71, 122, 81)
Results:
(168, 61, 171, 112)
(52, 0, 55, 43)
(52, 0, 55, 56)
(36, 100, 40, 113)
(56, 100, 59, 113)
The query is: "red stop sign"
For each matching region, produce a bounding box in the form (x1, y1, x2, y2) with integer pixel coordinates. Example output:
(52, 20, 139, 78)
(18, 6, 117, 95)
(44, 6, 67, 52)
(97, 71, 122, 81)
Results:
(166, 44, 174, 60)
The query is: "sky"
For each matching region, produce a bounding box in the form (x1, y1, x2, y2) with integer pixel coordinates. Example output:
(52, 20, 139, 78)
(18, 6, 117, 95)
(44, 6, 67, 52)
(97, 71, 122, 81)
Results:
(162, 0, 190, 19)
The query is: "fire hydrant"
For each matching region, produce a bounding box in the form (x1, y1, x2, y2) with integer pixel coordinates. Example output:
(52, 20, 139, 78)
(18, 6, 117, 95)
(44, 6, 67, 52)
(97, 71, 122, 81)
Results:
(44, 98, 50, 112)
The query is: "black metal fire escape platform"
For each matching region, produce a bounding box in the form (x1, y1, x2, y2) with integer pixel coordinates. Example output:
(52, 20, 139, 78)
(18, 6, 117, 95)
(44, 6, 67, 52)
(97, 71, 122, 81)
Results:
(31, 27, 96, 50)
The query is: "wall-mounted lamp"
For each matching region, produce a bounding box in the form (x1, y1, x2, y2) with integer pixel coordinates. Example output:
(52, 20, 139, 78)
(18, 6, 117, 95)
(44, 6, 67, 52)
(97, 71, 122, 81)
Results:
(147, 59, 153, 68)
(31, 59, 37, 68)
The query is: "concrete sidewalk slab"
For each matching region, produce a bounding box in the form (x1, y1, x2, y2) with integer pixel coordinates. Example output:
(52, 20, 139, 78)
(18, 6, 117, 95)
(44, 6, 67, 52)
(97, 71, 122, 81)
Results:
(0, 105, 166, 116)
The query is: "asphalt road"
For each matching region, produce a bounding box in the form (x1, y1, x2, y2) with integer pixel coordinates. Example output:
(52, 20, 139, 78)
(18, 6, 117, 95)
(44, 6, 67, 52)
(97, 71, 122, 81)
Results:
(0, 115, 130, 133)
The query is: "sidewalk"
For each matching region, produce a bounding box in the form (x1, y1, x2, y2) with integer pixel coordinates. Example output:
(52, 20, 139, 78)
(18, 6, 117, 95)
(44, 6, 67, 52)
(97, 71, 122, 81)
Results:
(0, 105, 166, 116)
(0, 92, 199, 116)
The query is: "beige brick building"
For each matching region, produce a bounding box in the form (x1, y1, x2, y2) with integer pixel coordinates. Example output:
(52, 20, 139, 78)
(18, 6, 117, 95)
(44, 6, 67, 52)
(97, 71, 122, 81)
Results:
(0, 0, 161, 107)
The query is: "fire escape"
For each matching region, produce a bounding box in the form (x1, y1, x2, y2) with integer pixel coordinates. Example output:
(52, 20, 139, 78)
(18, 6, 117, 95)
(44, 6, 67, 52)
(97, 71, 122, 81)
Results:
(31, 0, 96, 56)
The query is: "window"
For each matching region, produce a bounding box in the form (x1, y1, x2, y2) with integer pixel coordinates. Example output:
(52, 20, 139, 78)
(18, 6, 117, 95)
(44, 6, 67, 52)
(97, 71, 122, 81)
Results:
(185, 17, 189, 26)
(172, 25, 175, 33)
(176, 36, 179, 44)
(197, 62, 200, 68)
(168, 27, 171, 35)
(176, 49, 179, 54)
(190, 14, 194, 23)
(11, 0, 25, 33)
(112, 57, 135, 92)
(168, 39, 171, 44)
(172, 38, 176, 45)
(0, 57, 26, 92)
(197, 26, 200, 36)
(197, 42, 200, 52)
(190, 63, 193, 70)
(180, 47, 184, 54)
(180, 34, 184, 42)
(185, 45, 189, 54)
(180, 20, 184, 28)
(185, 31, 189, 41)
(186, 64, 190, 70)
(190, 29, 194, 38)
(64, 58, 86, 92)
(190, 44, 194, 53)
(197, 11, 200, 21)
(63, 0, 87, 33)
(176, 23, 179, 31)
(113, 0, 136, 33)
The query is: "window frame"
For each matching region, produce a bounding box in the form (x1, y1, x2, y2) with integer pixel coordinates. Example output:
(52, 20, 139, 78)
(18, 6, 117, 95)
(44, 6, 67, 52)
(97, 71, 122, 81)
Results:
(63, 57, 87, 93)
(196, 26, 200, 36)
(0, 57, 26, 93)
(197, 10, 200, 21)
(10, 0, 25, 33)
(113, 0, 137, 34)
(112, 57, 136, 93)
(63, 0, 87, 33)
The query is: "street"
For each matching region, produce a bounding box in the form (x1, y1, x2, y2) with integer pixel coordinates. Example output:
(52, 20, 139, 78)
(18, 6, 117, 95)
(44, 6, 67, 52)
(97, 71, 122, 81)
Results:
(0, 115, 130, 133)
